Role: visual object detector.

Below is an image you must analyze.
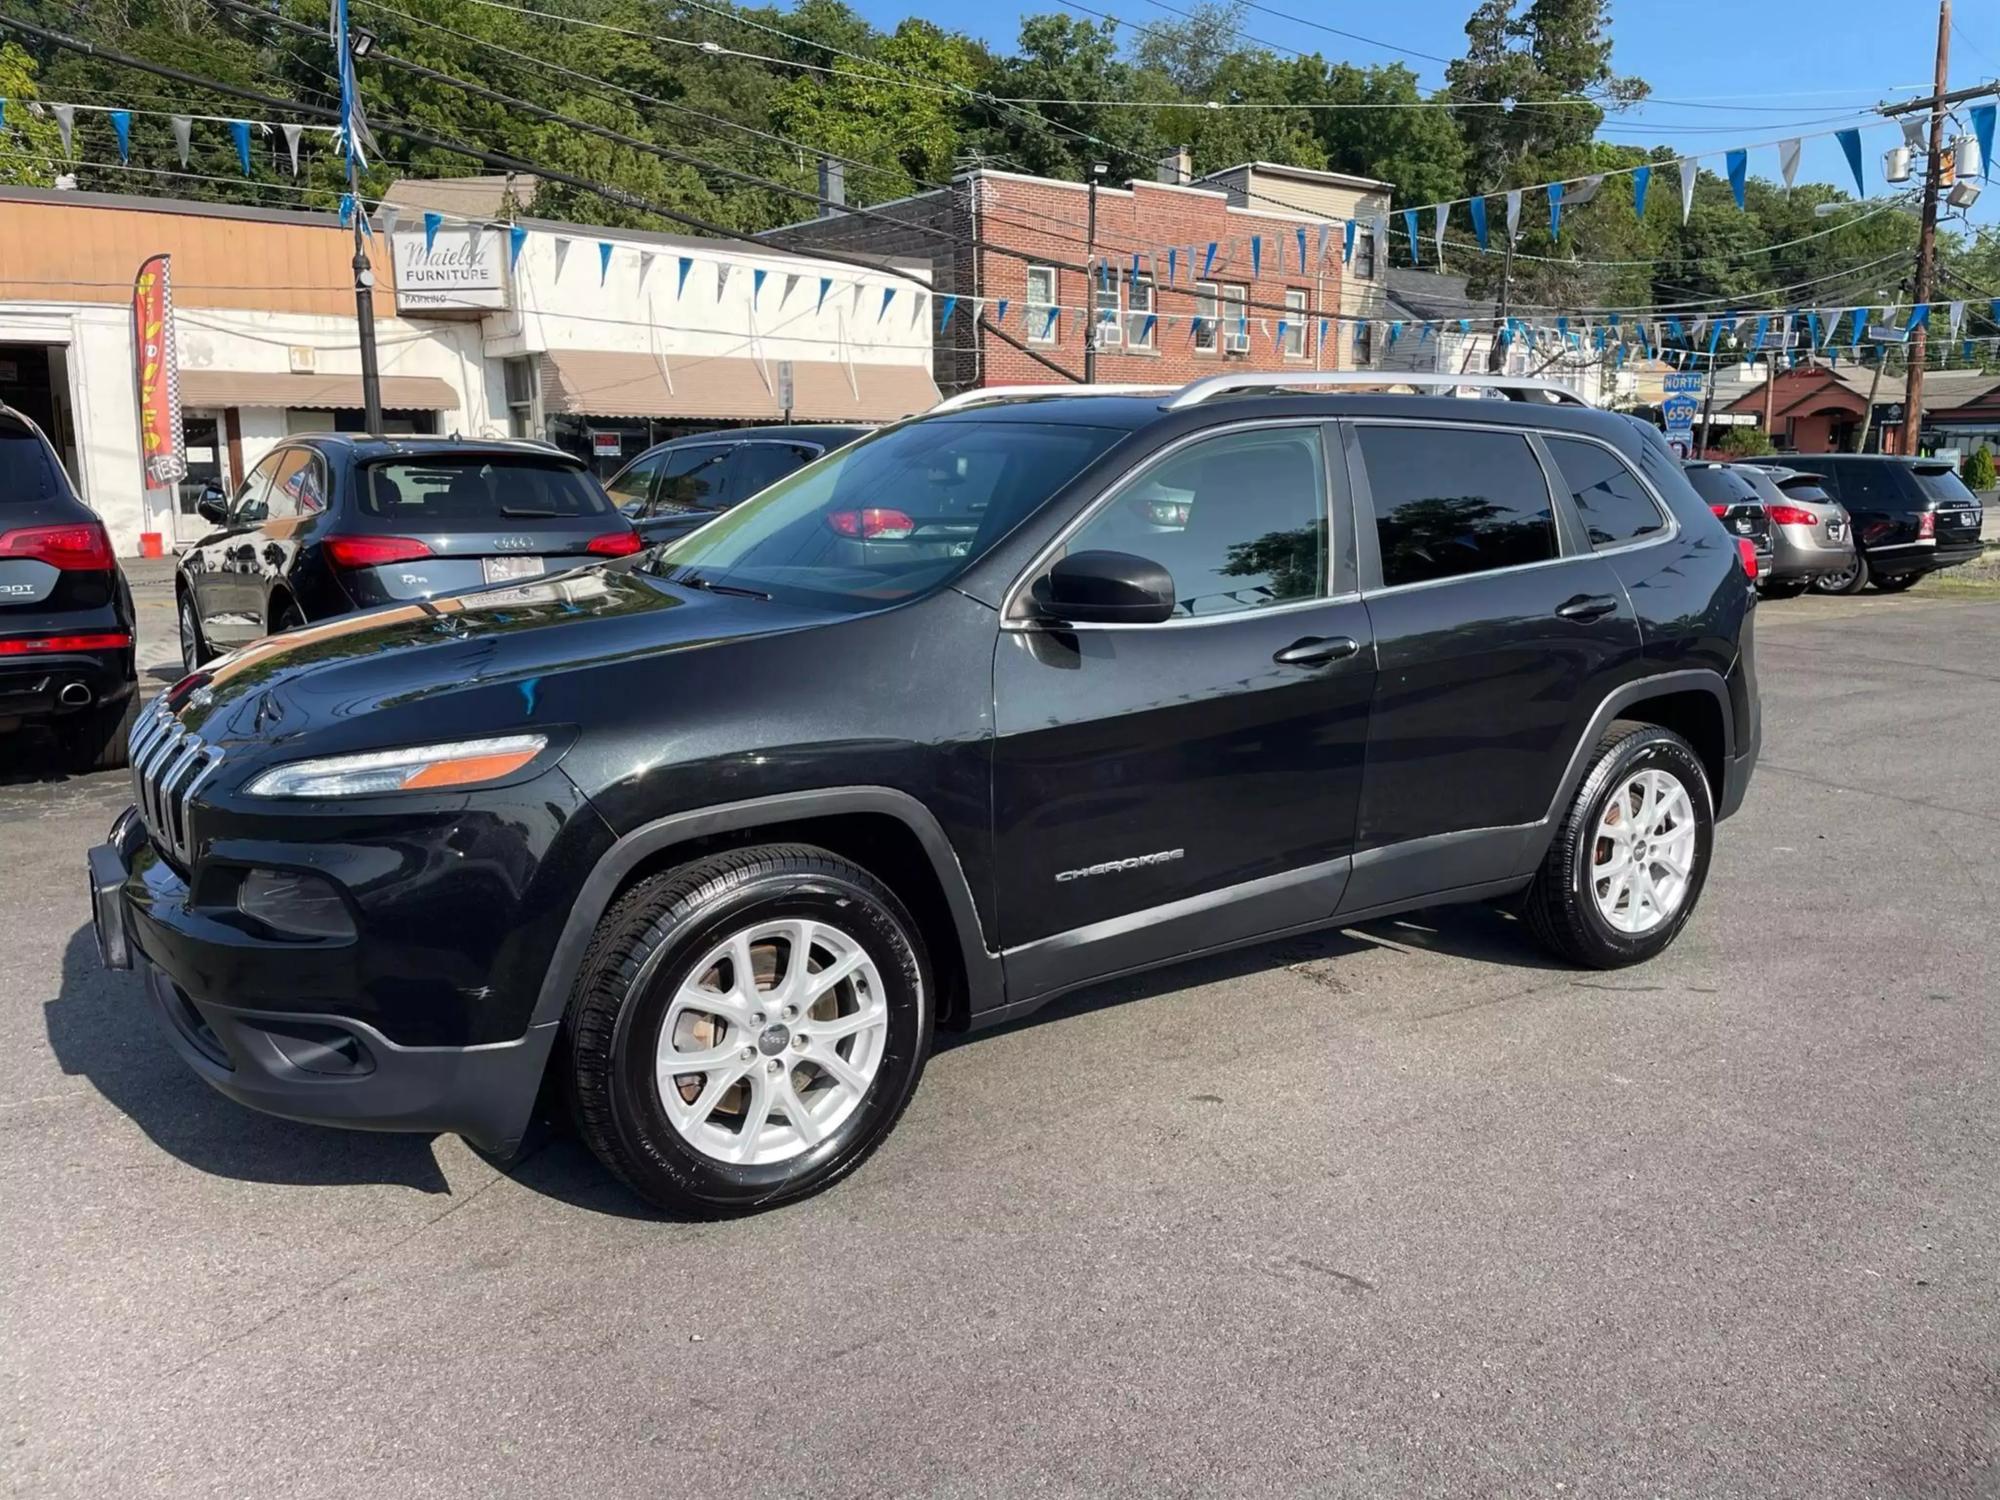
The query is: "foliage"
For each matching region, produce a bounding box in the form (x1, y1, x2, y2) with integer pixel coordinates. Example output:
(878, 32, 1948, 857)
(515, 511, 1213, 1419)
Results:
(1964, 445, 1996, 491)
(0, 43, 66, 187)
(1718, 425, 1776, 457)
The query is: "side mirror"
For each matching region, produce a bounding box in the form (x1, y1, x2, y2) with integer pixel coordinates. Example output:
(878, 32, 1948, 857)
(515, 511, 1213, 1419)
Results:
(1031, 549, 1176, 626)
(196, 485, 228, 525)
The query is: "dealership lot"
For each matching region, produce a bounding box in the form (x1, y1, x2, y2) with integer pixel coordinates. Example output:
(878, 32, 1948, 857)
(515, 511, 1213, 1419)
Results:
(2, 593, 1995, 1497)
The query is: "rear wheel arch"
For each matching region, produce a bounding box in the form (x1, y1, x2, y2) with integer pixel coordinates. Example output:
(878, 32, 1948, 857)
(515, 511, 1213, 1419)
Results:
(1615, 687, 1727, 802)
(265, 586, 303, 632)
(1543, 670, 1733, 830)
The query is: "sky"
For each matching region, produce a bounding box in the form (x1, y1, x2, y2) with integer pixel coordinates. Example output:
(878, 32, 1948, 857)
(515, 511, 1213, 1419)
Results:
(837, 0, 2000, 229)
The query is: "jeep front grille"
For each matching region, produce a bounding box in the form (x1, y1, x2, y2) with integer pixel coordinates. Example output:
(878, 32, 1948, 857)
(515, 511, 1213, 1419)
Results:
(128, 700, 225, 867)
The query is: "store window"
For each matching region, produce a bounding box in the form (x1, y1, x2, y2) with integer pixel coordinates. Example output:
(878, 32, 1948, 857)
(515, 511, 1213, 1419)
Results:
(503, 357, 537, 439)
(1094, 276, 1121, 347)
(1127, 276, 1156, 349)
(1194, 281, 1220, 354)
(1222, 285, 1250, 354)
(1283, 289, 1308, 358)
(1026, 265, 1059, 344)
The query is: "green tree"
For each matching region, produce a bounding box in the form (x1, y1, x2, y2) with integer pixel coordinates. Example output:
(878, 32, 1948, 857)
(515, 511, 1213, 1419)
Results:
(1963, 445, 1996, 491)
(0, 43, 66, 186)
(1310, 63, 1466, 209)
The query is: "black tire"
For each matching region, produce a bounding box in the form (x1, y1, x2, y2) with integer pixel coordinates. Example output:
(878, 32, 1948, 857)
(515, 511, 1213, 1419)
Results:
(267, 596, 304, 634)
(1867, 572, 1922, 593)
(178, 588, 211, 673)
(1525, 721, 1715, 969)
(1757, 577, 1810, 600)
(1811, 552, 1869, 595)
(63, 689, 139, 774)
(565, 844, 933, 1216)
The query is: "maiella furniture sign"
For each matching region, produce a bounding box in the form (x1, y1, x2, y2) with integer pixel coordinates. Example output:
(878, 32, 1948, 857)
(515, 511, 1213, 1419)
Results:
(391, 227, 507, 313)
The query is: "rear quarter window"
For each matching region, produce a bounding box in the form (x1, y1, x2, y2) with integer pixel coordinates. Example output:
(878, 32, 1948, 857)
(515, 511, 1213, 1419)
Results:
(1545, 437, 1667, 548)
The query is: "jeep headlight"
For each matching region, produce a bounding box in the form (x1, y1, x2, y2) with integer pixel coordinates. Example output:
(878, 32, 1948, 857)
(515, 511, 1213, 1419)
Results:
(243, 734, 548, 798)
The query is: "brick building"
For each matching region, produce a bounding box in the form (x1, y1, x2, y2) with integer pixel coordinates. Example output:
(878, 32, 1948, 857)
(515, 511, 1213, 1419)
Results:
(1720, 363, 2000, 455)
(767, 167, 1351, 395)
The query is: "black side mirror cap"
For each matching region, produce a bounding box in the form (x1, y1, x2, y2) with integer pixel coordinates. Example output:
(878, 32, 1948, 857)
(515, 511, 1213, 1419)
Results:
(196, 493, 229, 525)
(1032, 549, 1176, 626)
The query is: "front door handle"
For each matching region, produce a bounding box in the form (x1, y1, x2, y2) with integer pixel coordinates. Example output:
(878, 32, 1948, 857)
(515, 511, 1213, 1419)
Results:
(1555, 594, 1620, 623)
(1274, 635, 1360, 667)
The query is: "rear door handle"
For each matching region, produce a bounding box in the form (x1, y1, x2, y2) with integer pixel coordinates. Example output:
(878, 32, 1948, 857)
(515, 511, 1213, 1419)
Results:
(1273, 635, 1360, 667)
(1555, 594, 1620, 623)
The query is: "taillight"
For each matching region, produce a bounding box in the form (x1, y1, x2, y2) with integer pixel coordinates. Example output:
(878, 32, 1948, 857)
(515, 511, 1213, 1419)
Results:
(1709, 503, 1730, 518)
(585, 530, 643, 557)
(0, 632, 131, 655)
(1736, 537, 1759, 579)
(1918, 511, 1936, 539)
(826, 508, 915, 540)
(0, 521, 114, 570)
(1766, 503, 1819, 526)
(325, 534, 432, 568)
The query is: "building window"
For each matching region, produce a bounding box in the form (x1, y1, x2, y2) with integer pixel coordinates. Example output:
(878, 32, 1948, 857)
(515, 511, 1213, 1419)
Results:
(1026, 264, 1059, 344)
(1194, 280, 1220, 354)
(1127, 275, 1156, 349)
(1094, 274, 1122, 348)
(1355, 229, 1376, 280)
(503, 356, 536, 438)
(1222, 284, 1250, 354)
(1354, 321, 1373, 367)
(1283, 288, 1308, 359)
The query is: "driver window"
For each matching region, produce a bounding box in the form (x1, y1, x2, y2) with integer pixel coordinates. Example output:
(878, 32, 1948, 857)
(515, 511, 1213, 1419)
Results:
(606, 452, 664, 511)
(1062, 427, 1329, 618)
(231, 451, 285, 525)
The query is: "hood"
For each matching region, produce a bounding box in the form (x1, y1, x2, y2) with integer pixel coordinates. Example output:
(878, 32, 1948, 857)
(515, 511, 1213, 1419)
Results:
(172, 563, 827, 749)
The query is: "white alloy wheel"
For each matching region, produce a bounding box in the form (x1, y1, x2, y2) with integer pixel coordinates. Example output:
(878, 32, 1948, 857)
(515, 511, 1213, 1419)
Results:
(1590, 768, 1698, 935)
(655, 918, 888, 1166)
(180, 594, 203, 673)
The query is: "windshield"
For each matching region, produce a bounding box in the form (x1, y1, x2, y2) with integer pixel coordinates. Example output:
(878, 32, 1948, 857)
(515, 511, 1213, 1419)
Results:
(359, 457, 612, 525)
(650, 418, 1127, 613)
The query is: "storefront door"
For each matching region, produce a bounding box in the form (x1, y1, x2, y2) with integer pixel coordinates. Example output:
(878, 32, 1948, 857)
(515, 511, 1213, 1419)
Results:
(174, 410, 228, 549)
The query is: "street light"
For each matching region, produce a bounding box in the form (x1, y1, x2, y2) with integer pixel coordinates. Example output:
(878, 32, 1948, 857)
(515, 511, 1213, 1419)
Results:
(349, 26, 376, 58)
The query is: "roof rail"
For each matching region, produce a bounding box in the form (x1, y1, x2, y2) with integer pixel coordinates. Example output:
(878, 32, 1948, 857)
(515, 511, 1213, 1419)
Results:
(1159, 371, 1593, 411)
(929, 383, 1178, 413)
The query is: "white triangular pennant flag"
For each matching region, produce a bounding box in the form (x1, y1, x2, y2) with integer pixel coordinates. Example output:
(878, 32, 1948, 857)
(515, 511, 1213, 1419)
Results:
(553, 237, 573, 280)
(638, 251, 655, 285)
(1949, 300, 1966, 338)
(1901, 117, 1927, 150)
(1505, 189, 1521, 241)
(783, 271, 800, 306)
(717, 263, 732, 299)
(1678, 158, 1697, 224)
(467, 221, 487, 262)
(1371, 215, 1389, 268)
(852, 282, 866, 317)
(379, 205, 401, 242)
(1778, 138, 1801, 190)
(1566, 174, 1603, 207)
(170, 115, 192, 167)
(52, 104, 75, 158)
(1434, 203, 1448, 267)
(281, 123, 303, 176)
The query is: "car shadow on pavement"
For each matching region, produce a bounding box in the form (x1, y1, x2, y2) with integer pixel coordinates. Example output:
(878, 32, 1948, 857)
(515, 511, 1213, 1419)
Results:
(0, 729, 78, 787)
(42, 923, 454, 1195)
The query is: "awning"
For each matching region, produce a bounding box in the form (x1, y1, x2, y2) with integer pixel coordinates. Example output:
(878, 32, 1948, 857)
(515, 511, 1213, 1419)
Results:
(178, 370, 459, 411)
(538, 350, 938, 424)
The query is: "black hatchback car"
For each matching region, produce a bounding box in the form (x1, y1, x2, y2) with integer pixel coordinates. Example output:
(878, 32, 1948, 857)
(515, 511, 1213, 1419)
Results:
(604, 425, 868, 545)
(0, 404, 138, 771)
(91, 373, 1759, 1216)
(176, 435, 640, 671)
(1741, 453, 1984, 593)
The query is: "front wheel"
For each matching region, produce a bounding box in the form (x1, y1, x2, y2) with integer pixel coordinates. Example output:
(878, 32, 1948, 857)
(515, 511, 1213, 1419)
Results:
(564, 844, 933, 1216)
(1525, 722, 1715, 968)
(1812, 553, 1869, 595)
(1868, 572, 1922, 593)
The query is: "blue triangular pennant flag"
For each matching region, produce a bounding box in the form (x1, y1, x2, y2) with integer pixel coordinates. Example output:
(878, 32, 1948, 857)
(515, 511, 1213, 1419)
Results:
(1236, 315, 1248, 345)
(1836, 129, 1866, 195)
(1203, 242, 1218, 277)
(1098, 259, 1110, 293)
(680, 257, 697, 298)
(1972, 103, 1995, 181)
(752, 267, 767, 304)
(599, 242, 613, 284)
(1726, 149, 1748, 209)
(1633, 164, 1650, 216)
(1139, 313, 1156, 344)
(1250, 236, 1262, 277)
(1402, 209, 1419, 264)
(1548, 181, 1564, 241)
(339, 194, 354, 228)
(995, 298, 1009, 326)
(1387, 320, 1402, 348)
(110, 110, 132, 163)
(939, 295, 957, 331)
(1468, 196, 1489, 252)
(1753, 314, 1768, 351)
(1458, 319, 1471, 336)
(1343, 221, 1356, 263)
(1129, 252, 1141, 287)
(1668, 316, 1686, 344)
(1906, 303, 1929, 333)
(1043, 307, 1059, 339)
(1167, 248, 1178, 284)
(1806, 310, 1821, 349)
(1420, 322, 1434, 344)
(1297, 226, 1308, 272)
(1274, 319, 1287, 350)
(423, 212, 442, 253)
(880, 287, 896, 321)
(230, 120, 252, 176)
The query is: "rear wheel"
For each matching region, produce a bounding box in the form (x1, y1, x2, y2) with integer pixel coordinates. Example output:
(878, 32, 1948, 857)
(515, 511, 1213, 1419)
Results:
(267, 596, 304, 634)
(1868, 572, 1922, 593)
(178, 589, 211, 673)
(564, 844, 932, 1215)
(1526, 722, 1714, 968)
(62, 690, 139, 774)
(1812, 553, 1869, 595)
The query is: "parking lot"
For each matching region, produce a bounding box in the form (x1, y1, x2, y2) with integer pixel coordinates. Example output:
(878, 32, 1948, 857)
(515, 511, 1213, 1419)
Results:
(3, 584, 1996, 1497)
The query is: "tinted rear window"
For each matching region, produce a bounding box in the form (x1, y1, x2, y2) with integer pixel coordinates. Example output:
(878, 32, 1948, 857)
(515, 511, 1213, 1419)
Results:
(0, 427, 66, 504)
(358, 458, 611, 525)
(1545, 437, 1667, 548)
(653, 419, 1125, 613)
(1684, 467, 1760, 505)
(1912, 465, 1978, 504)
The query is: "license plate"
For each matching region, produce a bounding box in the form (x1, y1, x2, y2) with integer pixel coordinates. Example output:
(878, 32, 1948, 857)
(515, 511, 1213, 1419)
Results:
(1733, 520, 1753, 534)
(482, 555, 545, 584)
(1828, 521, 1847, 541)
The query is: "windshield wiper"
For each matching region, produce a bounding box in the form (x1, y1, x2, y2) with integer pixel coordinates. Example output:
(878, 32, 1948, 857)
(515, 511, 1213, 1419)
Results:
(499, 506, 563, 517)
(676, 572, 771, 601)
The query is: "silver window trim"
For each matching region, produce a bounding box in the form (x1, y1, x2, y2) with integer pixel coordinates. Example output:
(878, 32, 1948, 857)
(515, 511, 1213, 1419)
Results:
(1348, 417, 1681, 598)
(1000, 416, 1353, 633)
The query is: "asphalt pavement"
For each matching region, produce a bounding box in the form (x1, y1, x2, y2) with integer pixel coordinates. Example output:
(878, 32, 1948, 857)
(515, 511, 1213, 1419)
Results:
(1, 589, 1995, 1497)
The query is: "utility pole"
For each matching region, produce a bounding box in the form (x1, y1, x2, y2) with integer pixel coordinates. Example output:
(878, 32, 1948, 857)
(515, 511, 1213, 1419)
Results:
(1698, 347, 1719, 457)
(1083, 162, 1104, 383)
(353, 213, 383, 434)
(1857, 346, 1889, 453)
(1487, 236, 1515, 373)
(1899, 0, 1951, 457)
